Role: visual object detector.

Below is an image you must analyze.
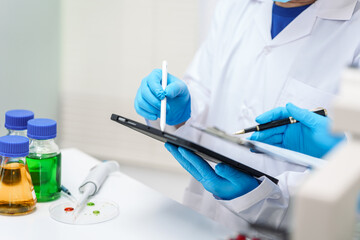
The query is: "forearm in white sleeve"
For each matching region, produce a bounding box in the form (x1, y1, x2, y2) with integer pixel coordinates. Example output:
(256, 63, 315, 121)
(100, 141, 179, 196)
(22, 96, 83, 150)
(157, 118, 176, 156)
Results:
(174, 1, 230, 141)
(173, 58, 212, 142)
(218, 170, 310, 229)
(354, 52, 360, 68)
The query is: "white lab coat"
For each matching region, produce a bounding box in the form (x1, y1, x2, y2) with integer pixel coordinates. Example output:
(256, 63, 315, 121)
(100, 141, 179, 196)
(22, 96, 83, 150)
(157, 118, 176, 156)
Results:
(175, 0, 360, 232)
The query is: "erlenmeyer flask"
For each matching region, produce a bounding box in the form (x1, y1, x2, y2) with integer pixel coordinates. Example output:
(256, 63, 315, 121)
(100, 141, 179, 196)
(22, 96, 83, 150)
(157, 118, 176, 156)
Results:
(0, 136, 37, 215)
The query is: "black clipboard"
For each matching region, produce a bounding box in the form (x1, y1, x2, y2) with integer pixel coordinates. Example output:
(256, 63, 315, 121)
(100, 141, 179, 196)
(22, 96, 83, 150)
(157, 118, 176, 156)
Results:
(111, 114, 278, 184)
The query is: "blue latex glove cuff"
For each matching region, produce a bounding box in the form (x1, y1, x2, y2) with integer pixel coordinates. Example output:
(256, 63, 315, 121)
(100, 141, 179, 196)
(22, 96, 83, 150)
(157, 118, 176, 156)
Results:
(165, 143, 259, 200)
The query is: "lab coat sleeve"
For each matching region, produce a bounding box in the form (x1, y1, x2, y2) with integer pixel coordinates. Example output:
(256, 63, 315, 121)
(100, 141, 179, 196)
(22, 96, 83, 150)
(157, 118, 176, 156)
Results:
(217, 170, 309, 228)
(354, 52, 360, 67)
(179, 1, 229, 141)
(353, 38, 360, 67)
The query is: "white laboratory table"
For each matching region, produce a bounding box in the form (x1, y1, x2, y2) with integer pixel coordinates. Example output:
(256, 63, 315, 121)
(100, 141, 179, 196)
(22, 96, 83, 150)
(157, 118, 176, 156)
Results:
(0, 148, 234, 240)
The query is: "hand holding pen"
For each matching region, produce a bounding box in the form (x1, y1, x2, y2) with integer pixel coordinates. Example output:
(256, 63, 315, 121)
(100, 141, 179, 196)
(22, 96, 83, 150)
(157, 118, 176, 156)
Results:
(235, 108, 327, 135)
(248, 103, 345, 158)
(134, 66, 191, 128)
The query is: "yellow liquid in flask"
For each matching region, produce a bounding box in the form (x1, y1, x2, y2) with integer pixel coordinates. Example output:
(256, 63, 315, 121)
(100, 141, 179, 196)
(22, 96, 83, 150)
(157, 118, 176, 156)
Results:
(0, 163, 37, 215)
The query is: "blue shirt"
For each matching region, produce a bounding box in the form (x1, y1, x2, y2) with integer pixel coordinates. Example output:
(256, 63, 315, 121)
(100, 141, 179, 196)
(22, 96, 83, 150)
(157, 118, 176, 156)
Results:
(271, 3, 311, 39)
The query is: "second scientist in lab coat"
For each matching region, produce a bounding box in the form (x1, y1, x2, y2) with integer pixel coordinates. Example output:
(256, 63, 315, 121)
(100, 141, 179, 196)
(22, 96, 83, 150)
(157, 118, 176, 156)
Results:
(134, 0, 360, 230)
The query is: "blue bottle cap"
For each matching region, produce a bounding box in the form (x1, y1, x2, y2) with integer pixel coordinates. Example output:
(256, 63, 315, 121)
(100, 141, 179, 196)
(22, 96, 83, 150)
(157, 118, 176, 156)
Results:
(0, 136, 29, 157)
(27, 118, 57, 140)
(5, 110, 35, 130)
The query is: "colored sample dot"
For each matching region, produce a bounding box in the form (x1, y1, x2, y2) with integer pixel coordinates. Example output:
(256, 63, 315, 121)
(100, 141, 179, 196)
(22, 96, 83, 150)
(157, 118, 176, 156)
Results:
(64, 207, 74, 212)
(93, 210, 100, 215)
(87, 202, 95, 206)
(235, 235, 246, 240)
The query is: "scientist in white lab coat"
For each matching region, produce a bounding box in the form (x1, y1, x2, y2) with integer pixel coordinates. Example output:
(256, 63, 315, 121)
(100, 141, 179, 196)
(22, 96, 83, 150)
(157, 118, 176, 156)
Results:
(134, 0, 360, 231)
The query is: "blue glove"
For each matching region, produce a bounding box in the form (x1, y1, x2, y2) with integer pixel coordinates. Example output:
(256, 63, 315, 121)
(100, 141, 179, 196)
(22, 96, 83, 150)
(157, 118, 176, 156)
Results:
(134, 69, 191, 126)
(165, 143, 259, 200)
(250, 103, 345, 158)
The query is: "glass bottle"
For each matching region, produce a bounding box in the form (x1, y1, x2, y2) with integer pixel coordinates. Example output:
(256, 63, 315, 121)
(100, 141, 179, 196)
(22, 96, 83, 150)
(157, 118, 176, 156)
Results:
(5, 109, 34, 137)
(0, 135, 37, 215)
(26, 118, 61, 202)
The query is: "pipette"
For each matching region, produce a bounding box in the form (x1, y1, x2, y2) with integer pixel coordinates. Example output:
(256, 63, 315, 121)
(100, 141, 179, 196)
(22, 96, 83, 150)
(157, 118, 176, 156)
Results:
(73, 161, 120, 220)
(60, 185, 77, 203)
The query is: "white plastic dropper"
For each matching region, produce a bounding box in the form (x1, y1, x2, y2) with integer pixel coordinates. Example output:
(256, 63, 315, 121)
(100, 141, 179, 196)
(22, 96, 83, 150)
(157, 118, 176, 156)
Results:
(73, 161, 120, 221)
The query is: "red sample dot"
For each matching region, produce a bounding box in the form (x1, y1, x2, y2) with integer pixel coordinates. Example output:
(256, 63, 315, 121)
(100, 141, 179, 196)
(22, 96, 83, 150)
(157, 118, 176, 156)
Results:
(64, 207, 74, 212)
(236, 235, 247, 240)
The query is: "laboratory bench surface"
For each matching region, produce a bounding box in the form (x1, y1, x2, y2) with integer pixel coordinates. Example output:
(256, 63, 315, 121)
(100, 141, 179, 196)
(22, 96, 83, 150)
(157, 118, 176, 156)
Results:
(0, 148, 234, 240)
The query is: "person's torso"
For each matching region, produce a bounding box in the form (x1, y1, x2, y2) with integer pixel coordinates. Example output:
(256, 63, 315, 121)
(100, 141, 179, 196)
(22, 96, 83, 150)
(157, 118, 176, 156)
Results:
(182, 0, 360, 231)
(197, 0, 360, 176)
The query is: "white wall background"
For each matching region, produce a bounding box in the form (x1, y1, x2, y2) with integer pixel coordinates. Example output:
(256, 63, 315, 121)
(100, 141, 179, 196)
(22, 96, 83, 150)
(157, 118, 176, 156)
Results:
(0, 0, 60, 136)
(199, 0, 219, 42)
(60, 0, 200, 171)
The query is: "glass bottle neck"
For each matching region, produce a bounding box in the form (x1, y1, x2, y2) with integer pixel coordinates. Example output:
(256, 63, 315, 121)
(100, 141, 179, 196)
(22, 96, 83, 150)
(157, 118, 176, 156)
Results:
(29, 138, 60, 156)
(7, 129, 28, 137)
(0, 156, 27, 165)
(29, 138, 56, 144)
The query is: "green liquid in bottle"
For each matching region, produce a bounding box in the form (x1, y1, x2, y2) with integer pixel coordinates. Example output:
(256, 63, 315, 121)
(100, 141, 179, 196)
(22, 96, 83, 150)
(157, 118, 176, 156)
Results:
(26, 153, 61, 202)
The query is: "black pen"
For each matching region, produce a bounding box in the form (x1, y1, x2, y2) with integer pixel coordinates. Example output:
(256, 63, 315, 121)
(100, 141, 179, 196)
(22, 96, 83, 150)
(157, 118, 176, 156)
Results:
(234, 108, 328, 135)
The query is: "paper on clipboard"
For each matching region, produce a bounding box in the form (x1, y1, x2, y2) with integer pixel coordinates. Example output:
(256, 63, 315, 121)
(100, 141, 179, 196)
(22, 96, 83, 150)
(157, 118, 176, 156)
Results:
(191, 125, 326, 169)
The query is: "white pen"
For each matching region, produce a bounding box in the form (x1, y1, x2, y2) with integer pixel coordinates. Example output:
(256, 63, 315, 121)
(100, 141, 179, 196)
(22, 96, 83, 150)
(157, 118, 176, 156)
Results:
(160, 61, 168, 132)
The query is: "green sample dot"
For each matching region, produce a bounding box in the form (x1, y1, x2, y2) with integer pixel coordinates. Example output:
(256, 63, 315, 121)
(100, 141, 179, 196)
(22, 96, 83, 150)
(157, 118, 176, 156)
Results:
(87, 202, 95, 206)
(93, 210, 100, 216)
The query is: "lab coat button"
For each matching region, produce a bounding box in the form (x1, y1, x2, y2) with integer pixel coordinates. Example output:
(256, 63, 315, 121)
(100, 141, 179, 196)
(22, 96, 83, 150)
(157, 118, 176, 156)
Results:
(242, 107, 250, 117)
(273, 193, 281, 199)
(264, 46, 271, 55)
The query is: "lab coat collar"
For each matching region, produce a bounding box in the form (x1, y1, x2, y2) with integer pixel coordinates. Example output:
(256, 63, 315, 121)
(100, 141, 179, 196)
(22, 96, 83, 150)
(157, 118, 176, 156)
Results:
(254, 0, 318, 46)
(316, 0, 358, 20)
(256, 0, 358, 20)
(254, 0, 273, 44)
(254, 0, 358, 46)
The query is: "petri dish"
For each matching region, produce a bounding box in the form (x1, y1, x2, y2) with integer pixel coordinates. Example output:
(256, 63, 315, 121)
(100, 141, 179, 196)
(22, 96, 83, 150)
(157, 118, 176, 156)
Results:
(49, 199, 119, 225)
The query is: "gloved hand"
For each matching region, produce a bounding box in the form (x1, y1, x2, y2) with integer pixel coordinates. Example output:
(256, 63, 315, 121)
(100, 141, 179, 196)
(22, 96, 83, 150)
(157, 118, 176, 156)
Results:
(134, 69, 191, 126)
(165, 143, 259, 200)
(250, 103, 345, 158)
